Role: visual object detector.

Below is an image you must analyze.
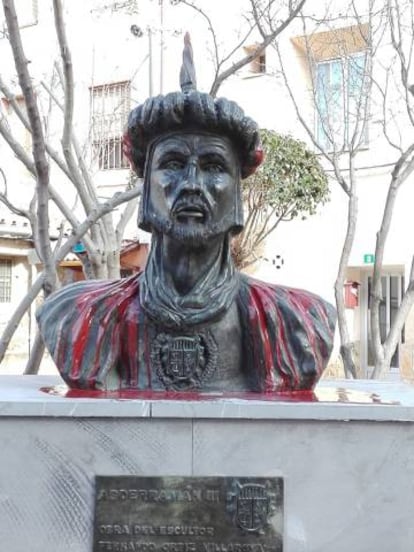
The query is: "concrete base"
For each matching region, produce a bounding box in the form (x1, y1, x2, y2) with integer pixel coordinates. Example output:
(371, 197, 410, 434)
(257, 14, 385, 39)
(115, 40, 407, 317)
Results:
(0, 376, 413, 552)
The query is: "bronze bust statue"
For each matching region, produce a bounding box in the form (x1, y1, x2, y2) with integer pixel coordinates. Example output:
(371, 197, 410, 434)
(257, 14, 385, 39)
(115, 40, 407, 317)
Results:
(37, 35, 336, 393)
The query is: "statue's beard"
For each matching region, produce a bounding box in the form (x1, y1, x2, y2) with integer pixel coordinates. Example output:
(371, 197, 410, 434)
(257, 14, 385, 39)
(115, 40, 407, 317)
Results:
(146, 211, 235, 246)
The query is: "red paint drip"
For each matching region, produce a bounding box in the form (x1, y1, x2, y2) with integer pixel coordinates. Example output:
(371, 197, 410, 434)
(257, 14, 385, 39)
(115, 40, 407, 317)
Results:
(250, 286, 274, 391)
(40, 386, 317, 401)
(39, 386, 400, 405)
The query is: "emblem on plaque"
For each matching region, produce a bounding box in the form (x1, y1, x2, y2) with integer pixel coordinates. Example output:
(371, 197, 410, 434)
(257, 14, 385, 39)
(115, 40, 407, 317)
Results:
(228, 483, 272, 533)
(152, 331, 218, 390)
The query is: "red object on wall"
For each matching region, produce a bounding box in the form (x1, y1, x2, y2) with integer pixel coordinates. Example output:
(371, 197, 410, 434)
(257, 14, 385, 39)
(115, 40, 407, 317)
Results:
(344, 281, 360, 308)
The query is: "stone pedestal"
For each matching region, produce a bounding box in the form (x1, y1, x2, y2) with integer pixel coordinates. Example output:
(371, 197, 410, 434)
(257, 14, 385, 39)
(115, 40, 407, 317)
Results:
(0, 375, 413, 552)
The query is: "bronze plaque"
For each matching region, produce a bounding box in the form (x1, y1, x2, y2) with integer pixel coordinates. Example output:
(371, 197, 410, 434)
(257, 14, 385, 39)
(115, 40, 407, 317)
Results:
(93, 476, 283, 552)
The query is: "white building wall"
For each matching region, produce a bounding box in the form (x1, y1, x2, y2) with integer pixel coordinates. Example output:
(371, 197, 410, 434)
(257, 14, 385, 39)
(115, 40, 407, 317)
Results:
(0, 239, 36, 374)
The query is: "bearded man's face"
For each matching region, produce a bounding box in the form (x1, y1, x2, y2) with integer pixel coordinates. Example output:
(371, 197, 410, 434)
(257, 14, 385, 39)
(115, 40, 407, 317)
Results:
(145, 132, 240, 245)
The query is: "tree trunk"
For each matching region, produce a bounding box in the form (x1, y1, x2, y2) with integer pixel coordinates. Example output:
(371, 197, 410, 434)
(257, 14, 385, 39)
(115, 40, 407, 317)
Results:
(79, 254, 95, 280)
(0, 275, 44, 364)
(24, 331, 45, 375)
(335, 191, 358, 378)
(371, 359, 387, 381)
(92, 256, 108, 279)
(102, 212, 120, 279)
(3, 0, 56, 298)
(340, 343, 356, 378)
(335, 284, 357, 378)
(107, 250, 121, 279)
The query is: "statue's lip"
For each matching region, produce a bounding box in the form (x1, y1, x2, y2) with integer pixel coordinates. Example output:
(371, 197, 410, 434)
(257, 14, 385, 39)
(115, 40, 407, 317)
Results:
(173, 202, 209, 220)
(176, 208, 204, 218)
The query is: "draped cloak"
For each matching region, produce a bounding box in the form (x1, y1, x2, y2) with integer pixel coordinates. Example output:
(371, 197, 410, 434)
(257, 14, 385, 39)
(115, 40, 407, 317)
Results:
(36, 273, 336, 392)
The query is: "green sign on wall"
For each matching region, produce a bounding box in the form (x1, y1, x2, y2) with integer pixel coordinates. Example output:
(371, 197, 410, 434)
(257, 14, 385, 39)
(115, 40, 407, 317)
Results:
(363, 254, 375, 264)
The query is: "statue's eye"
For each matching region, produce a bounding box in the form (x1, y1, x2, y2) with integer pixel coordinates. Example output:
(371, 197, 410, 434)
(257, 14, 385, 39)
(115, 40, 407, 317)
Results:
(162, 159, 185, 171)
(203, 163, 224, 174)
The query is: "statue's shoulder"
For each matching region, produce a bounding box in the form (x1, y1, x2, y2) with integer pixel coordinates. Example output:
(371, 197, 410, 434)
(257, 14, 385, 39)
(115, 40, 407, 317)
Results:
(36, 274, 141, 345)
(238, 274, 336, 330)
(237, 274, 336, 391)
(36, 275, 142, 387)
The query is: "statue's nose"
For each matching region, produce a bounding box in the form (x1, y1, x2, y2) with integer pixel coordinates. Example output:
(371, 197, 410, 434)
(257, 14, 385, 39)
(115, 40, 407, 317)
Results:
(182, 161, 202, 192)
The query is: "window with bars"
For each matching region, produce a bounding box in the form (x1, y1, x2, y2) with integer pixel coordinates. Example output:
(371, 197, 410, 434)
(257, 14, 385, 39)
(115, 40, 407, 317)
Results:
(90, 81, 131, 170)
(316, 52, 369, 150)
(0, 259, 12, 303)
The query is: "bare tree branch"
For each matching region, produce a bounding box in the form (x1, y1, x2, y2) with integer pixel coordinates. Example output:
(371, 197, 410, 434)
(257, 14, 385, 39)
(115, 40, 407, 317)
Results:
(370, 147, 414, 377)
(0, 182, 141, 366)
(43, 68, 107, 271)
(53, 0, 95, 215)
(0, 75, 77, 182)
(388, 0, 414, 127)
(274, 41, 351, 195)
(0, 114, 36, 174)
(179, 0, 220, 71)
(0, 167, 32, 220)
(52, 64, 100, 206)
(54, 184, 142, 263)
(0, 105, 99, 257)
(115, 192, 140, 246)
(3, 0, 56, 296)
(207, 0, 307, 97)
(0, 273, 44, 363)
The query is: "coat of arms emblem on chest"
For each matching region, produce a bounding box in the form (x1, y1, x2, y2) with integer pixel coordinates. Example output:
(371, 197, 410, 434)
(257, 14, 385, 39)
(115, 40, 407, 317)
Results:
(151, 331, 218, 390)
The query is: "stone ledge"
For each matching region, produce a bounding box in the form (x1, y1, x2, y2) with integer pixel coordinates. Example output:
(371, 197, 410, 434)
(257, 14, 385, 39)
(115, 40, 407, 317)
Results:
(0, 375, 414, 421)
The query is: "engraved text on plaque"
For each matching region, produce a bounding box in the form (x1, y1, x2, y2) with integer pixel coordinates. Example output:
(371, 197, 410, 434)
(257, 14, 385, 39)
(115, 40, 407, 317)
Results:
(93, 476, 283, 552)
